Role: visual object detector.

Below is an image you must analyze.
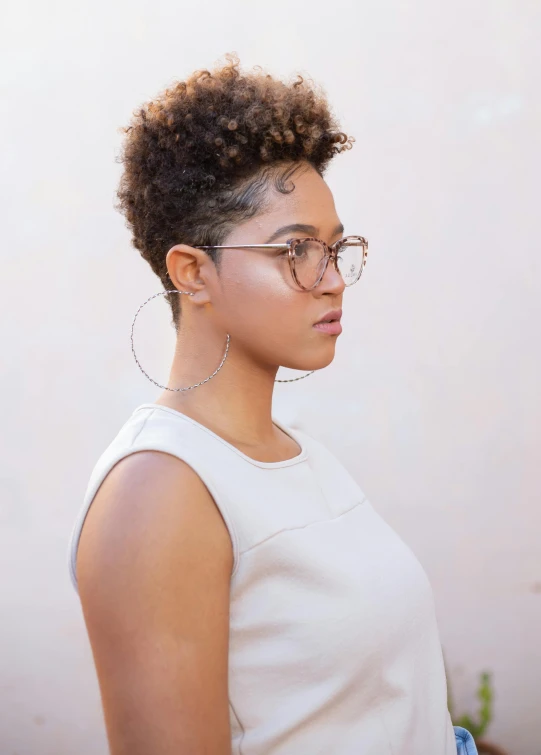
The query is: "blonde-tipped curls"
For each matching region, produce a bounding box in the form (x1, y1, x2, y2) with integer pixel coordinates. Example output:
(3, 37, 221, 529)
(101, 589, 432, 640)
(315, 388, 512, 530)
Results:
(116, 53, 354, 325)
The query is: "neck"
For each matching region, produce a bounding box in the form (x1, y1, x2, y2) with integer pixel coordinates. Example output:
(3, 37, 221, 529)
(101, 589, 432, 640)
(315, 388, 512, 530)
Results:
(154, 318, 279, 449)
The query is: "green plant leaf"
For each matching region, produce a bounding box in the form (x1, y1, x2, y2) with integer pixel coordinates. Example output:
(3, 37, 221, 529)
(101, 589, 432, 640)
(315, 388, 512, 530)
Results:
(450, 670, 494, 739)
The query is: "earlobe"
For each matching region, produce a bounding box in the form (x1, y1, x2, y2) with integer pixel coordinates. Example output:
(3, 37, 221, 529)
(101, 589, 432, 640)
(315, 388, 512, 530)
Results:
(190, 288, 211, 306)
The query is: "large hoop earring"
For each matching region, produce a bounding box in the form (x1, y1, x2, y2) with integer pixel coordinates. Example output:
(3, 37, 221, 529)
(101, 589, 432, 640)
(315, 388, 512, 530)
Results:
(130, 289, 230, 392)
(131, 289, 315, 390)
(275, 370, 315, 383)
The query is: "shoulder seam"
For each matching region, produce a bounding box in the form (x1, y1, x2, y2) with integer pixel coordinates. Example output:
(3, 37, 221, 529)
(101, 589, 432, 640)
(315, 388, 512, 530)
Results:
(129, 407, 157, 446)
(239, 495, 367, 558)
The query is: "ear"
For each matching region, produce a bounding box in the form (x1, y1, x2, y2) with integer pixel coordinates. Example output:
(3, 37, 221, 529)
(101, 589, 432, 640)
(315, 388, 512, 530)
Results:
(165, 244, 213, 306)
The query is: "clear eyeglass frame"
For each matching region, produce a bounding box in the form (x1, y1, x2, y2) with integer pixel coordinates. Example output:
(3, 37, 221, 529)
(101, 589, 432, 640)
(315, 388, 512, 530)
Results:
(195, 235, 369, 291)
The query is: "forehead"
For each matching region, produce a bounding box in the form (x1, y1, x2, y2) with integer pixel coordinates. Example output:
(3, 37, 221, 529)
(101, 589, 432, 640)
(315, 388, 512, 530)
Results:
(226, 164, 342, 244)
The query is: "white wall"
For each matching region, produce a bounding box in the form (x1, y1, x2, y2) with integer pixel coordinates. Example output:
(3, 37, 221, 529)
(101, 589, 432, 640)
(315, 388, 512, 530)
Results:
(1, 1, 539, 753)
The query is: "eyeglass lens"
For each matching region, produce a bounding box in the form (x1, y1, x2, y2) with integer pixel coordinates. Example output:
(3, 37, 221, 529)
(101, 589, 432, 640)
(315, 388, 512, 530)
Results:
(292, 240, 364, 289)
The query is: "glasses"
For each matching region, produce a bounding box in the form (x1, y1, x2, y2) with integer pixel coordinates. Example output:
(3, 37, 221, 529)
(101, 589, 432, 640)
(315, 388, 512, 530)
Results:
(195, 236, 369, 291)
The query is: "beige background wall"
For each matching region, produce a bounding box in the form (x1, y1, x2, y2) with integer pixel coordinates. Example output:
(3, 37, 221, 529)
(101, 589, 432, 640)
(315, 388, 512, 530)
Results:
(1, 1, 539, 753)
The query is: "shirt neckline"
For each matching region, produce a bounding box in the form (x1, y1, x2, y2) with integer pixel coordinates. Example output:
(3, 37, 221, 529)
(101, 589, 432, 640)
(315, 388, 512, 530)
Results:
(133, 403, 308, 469)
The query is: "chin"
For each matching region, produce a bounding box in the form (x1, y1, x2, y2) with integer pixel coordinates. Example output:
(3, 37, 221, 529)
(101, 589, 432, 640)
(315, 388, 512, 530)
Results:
(317, 349, 337, 369)
(316, 339, 339, 367)
(285, 344, 337, 373)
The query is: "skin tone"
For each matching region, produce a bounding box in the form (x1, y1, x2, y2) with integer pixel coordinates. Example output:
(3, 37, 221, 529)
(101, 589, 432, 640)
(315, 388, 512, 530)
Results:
(156, 160, 346, 462)
(77, 160, 347, 755)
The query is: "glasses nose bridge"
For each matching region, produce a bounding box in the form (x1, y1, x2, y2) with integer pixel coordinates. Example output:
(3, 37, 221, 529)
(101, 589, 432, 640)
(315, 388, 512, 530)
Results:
(326, 240, 341, 274)
(315, 240, 344, 291)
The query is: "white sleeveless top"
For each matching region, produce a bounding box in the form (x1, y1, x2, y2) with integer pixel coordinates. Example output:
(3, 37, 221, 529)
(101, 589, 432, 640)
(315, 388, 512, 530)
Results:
(68, 404, 456, 754)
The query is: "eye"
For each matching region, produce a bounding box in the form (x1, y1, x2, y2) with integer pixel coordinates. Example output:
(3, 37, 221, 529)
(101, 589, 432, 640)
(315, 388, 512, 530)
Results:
(292, 243, 310, 259)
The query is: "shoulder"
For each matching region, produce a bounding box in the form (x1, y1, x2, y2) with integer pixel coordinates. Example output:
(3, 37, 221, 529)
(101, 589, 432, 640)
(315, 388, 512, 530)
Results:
(75, 449, 234, 752)
(76, 448, 233, 604)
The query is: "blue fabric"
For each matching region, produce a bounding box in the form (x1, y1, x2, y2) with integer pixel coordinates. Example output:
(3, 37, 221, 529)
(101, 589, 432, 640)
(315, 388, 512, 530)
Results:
(454, 726, 478, 754)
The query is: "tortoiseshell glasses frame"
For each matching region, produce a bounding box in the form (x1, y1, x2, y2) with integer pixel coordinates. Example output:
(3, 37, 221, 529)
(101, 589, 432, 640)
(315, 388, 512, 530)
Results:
(195, 235, 369, 291)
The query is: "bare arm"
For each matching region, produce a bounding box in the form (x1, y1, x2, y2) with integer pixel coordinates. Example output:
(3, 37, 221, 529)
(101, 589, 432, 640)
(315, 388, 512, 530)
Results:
(77, 450, 233, 755)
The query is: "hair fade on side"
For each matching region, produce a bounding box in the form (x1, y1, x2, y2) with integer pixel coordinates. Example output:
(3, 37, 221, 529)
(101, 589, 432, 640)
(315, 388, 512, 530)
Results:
(116, 52, 354, 326)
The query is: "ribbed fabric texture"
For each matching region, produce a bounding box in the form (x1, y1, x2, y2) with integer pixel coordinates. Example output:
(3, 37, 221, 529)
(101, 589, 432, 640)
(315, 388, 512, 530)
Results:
(68, 404, 456, 754)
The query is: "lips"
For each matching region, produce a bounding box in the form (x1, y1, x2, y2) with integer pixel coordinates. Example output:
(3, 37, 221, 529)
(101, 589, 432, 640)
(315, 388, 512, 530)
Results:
(313, 309, 343, 335)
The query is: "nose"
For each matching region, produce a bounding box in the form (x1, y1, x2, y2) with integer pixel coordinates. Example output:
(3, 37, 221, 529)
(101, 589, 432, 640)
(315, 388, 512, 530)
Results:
(315, 252, 346, 296)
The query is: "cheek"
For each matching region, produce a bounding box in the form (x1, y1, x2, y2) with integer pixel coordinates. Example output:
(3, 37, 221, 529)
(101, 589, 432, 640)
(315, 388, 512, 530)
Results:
(210, 256, 337, 371)
(217, 256, 305, 336)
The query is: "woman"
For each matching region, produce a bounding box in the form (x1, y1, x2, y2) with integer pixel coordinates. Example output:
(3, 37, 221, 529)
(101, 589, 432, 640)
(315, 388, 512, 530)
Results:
(68, 55, 477, 755)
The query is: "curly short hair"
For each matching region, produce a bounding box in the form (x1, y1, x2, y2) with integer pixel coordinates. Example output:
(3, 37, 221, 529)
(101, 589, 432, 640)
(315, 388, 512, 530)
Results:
(116, 53, 354, 325)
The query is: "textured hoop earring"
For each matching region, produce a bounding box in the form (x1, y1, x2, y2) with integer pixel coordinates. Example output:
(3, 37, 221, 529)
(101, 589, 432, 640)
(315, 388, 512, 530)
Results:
(130, 289, 230, 392)
(275, 370, 315, 383)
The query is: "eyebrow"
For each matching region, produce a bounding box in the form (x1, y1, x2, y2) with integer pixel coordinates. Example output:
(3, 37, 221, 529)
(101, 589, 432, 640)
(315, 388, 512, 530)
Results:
(264, 222, 344, 244)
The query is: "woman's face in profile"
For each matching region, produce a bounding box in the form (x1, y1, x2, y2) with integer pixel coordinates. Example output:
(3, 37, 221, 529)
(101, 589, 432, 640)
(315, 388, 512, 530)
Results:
(209, 163, 347, 374)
